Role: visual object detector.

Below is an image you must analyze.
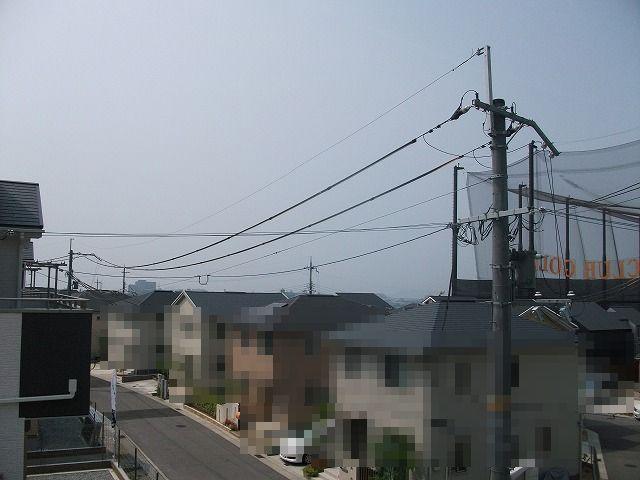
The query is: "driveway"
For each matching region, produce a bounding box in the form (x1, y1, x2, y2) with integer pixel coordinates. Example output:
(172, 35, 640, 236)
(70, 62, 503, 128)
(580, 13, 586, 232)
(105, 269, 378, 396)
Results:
(90, 376, 288, 480)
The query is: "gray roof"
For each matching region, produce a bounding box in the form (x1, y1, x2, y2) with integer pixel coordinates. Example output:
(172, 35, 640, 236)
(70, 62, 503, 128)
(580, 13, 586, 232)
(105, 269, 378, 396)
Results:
(335, 292, 392, 310)
(182, 291, 288, 318)
(569, 302, 632, 331)
(608, 306, 640, 327)
(0, 180, 43, 229)
(111, 290, 180, 313)
(236, 294, 385, 332)
(77, 290, 130, 309)
(328, 302, 576, 349)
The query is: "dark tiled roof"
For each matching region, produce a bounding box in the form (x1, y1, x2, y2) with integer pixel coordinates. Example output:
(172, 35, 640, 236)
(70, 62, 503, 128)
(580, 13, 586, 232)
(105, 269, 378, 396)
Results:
(182, 291, 288, 318)
(0, 180, 43, 229)
(112, 290, 180, 313)
(570, 302, 632, 331)
(608, 306, 640, 326)
(336, 292, 392, 310)
(328, 302, 576, 349)
(77, 290, 130, 309)
(236, 294, 384, 332)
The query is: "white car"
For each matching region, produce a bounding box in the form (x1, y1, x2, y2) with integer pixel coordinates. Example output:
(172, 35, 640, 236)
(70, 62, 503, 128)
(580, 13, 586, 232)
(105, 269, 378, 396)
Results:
(279, 436, 310, 464)
(634, 400, 640, 421)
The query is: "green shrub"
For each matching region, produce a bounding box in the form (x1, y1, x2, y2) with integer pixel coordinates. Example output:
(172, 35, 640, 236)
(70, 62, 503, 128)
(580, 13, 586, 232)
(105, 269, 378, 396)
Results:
(302, 465, 320, 478)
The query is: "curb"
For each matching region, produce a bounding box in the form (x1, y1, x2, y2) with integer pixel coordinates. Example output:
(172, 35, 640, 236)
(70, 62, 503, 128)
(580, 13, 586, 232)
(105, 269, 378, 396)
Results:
(584, 428, 608, 480)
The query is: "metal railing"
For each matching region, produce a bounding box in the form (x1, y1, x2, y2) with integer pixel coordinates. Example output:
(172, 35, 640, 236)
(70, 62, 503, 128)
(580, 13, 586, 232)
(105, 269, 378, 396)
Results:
(91, 405, 170, 480)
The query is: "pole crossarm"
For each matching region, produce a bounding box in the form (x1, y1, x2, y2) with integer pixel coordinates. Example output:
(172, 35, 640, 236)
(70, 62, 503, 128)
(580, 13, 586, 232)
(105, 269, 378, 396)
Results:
(472, 99, 561, 157)
(456, 207, 538, 225)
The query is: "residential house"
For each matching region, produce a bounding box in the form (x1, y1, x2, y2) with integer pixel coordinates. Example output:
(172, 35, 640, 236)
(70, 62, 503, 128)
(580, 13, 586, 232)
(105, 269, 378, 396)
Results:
(230, 294, 385, 456)
(104, 290, 180, 371)
(568, 302, 636, 414)
(0, 180, 91, 478)
(327, 302, 581, 479)
(0, 180, 43, 307)
(168, 290, 287, 405)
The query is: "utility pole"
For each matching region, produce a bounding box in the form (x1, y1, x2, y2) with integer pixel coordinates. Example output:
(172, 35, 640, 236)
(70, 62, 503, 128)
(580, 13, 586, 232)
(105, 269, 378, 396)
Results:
(307, 258, 315, 295)
(122, 266, 126, 294)
(451, 165, 464, 296)
(471, 47, 559, 480)
(488, 97, 512, 480)
(67, 238, 74, 293)
(517, 184, 524, 252)
(528, 142, 536, 253)
(565, 198, 571, 295)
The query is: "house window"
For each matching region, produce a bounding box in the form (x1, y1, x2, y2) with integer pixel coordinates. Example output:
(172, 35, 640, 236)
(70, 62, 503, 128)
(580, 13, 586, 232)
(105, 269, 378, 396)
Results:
(454, 436, 470, 471)
(217, 322, 226, 340)
(305, 335, 315, 355)
(216, 354, 225, 372)
(305, 385, 314, 406)
(258, 331, 273, 355)
(384, 355, 406, 387)
(536, 427, 552, 452)
(345, 348, 361, 379)
(241, 329, 250, 347)
(155, 345, 165, 354)
(454, 363, 471, 395)
(182, 322, 193, 332)
(511, 355, 519, 388)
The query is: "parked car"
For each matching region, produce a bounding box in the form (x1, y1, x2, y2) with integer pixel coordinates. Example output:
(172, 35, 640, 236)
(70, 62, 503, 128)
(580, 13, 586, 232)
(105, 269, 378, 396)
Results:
(634, 400, 640, 421)
(279, 436, 310, 464)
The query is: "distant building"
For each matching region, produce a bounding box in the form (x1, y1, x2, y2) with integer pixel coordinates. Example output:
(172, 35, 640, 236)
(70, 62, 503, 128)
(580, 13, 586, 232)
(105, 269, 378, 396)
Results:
(128, 279, 156, 296)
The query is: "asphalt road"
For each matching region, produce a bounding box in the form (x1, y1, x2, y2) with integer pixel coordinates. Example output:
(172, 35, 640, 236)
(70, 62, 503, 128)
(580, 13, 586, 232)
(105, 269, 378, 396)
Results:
(584, 413, 640, 480)
(90, 376, 287, 480)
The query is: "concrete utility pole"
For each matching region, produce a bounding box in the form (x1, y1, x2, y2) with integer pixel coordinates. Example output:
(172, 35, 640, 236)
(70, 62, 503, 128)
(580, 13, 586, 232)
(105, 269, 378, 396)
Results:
(307, 257, 314, 295)
(451, 165, 464, 296)
(488, 97, 512, 480)
(67, 238, 74, 293)
(122, 266, 126, 294)
(528, 142, 536, 253)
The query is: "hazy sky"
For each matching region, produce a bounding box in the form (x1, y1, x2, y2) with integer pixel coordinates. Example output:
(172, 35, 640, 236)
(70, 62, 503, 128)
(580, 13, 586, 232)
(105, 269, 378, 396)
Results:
(2, 1, 639, 298)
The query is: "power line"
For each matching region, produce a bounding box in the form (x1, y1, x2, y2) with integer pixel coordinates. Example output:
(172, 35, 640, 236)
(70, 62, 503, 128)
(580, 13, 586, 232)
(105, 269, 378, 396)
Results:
(128, 113, 470, 269)
(129, 141, 489, 271)
(156, 48, 484, 235)
(67, 226, 448, 288)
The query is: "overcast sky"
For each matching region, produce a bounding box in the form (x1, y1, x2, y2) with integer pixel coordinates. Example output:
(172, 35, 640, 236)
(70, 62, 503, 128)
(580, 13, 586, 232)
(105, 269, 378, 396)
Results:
(2, 1, 639, 298)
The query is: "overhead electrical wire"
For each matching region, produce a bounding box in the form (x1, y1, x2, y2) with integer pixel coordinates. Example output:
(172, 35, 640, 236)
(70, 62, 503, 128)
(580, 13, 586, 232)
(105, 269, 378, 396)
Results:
(127, 141, 489, 271)
(154, 48, 485, 236)
(125, 110, 473, 270)
(68, 226, 448, 287)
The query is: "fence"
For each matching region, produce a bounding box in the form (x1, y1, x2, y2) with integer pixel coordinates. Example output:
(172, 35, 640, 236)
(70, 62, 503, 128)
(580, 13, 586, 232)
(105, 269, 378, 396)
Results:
(90, 404, 170, 480)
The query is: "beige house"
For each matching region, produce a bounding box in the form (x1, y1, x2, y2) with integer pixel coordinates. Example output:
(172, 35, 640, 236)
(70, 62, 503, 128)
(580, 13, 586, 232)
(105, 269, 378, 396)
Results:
(327, 302, 581, 480)
(168, 290, 287, 405)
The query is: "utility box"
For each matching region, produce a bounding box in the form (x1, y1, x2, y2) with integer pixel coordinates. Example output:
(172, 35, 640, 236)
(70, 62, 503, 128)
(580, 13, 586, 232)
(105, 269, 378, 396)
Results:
(511, 249, 536, 292)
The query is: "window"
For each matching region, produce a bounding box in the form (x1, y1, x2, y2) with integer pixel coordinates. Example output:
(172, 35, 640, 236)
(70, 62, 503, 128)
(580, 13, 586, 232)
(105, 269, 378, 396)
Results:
(535, 427, 552, 453)
(511, 355, 519, 388)
(216, 354, 225, 372)
(258, 331, 273, 355)
(182, 322, 193, 332)
(217, 322, 226, 339)
(305, 335, 315, 355)
(241, 329, 250, 347)
(454, 436, 470, 471)
(384, 355, 406, 387)
(345, 348, 361, 379)
(304, 385, 314, 406)
(454, 363, 471, 395)
(155, 344, 165, 354)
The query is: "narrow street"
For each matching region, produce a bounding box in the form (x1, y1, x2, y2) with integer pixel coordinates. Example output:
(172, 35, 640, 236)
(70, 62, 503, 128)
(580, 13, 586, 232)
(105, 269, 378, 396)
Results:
(90, 376, 287, 480)
(584, 414, 640, 479)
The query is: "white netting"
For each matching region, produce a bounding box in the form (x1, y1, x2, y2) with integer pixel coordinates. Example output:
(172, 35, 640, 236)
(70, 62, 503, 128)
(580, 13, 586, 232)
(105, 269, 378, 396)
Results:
(466, 140, 640, 280)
